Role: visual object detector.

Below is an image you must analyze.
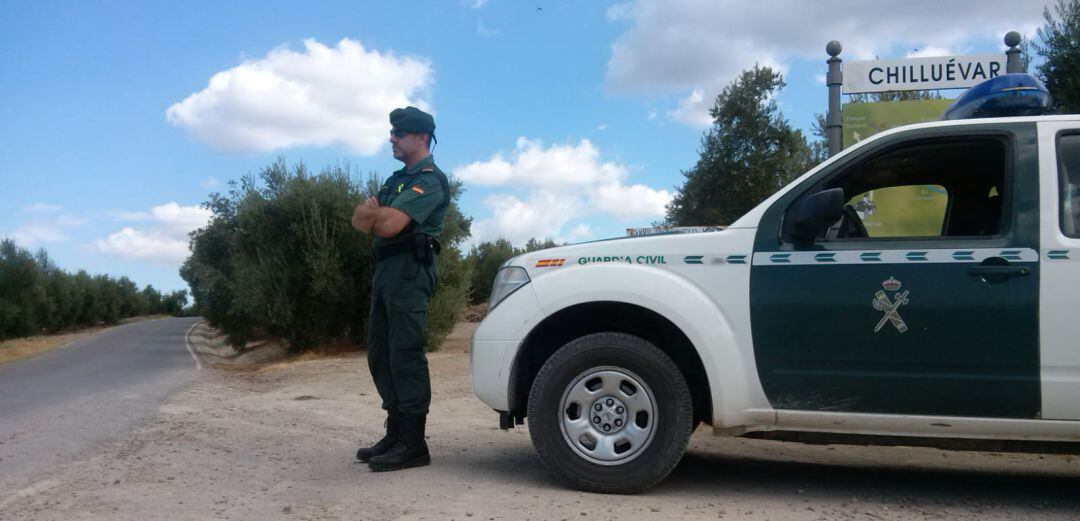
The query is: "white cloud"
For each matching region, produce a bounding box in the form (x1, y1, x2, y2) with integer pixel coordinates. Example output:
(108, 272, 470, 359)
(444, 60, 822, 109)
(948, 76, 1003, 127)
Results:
(569, 223, 593, 240)
(166, 38, 433, 155)
(150, 202, 213, 235)
(470, 191, 579, 246)
(201, 177, 220, 189)
(590, 182, 672, 220)
(455, 154, 515, 186)
(457, 137, 627, 188)
(667, 89, 713, 127)
(463, 0, 489, 8)
(597, 123, 608, 131)
(10, 224, 69, 246)
(606, 0, 1051, 126)
(5, 204, 86, 247)
(457, 138, 672, 245)
(95, 228, 192, 265)
(96, 203, 211, 265)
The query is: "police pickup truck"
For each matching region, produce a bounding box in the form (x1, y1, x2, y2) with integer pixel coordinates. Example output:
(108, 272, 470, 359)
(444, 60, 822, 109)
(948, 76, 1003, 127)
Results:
(469, 74, 1080, 493)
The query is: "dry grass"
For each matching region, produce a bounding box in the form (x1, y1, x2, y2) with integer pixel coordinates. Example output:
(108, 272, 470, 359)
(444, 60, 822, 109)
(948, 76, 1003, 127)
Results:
(256, 341, 361, 371)
(0, 316, 170, 366)
(252, 321, 475, 372)
(460, 303, 487, 323)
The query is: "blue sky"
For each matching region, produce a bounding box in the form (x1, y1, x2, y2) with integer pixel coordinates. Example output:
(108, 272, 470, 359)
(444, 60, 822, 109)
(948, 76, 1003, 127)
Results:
(0, 0, 1053, 293)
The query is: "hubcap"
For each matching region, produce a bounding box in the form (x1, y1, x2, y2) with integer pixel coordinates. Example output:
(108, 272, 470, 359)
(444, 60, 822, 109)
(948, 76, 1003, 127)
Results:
(590, 395, 627, 433)
(558, 367, 657, 465)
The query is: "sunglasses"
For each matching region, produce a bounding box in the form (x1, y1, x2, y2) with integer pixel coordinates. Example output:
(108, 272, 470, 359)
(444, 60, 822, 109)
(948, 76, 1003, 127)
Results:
(390, 128, 410, 138)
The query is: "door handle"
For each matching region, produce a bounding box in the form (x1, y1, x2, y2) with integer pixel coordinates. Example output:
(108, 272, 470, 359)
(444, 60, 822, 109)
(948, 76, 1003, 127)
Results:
(966, 265, 1029, 277)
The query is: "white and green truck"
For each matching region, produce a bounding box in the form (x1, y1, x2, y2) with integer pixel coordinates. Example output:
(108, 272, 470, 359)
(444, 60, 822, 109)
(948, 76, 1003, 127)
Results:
(470, 80, 1079, 493)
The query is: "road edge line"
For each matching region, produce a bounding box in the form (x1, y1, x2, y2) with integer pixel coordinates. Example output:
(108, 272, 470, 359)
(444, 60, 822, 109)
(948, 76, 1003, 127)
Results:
(184, 320, 204, 370)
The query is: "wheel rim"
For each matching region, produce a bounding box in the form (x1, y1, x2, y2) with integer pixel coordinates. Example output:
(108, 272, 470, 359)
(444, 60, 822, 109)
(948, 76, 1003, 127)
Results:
(557, 366, 657, 466)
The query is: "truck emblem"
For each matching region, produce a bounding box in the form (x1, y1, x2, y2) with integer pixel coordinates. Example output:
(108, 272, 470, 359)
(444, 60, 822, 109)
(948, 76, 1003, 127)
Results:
(873, 277, 909, 333)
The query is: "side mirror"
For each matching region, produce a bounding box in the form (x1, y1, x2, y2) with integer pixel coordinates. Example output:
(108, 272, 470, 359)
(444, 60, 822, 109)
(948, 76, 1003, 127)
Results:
(789, 188, 845, 245)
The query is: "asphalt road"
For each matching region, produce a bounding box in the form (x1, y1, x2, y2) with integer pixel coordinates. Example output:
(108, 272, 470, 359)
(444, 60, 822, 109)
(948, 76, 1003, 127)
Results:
(0, 317, 201, 490)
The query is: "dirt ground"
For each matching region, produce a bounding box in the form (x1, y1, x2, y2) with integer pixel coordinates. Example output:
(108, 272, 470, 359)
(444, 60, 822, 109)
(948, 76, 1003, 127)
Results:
(3, 322, 1079, 521)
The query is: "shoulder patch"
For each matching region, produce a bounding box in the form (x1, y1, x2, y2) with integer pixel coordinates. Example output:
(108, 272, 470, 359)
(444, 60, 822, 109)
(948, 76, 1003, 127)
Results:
(411, 185, 425, 195)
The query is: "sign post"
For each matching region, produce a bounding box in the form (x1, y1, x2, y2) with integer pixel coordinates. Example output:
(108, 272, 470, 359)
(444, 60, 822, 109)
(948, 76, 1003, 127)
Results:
(826, 41, 843, 158)
(1005, 31, 1023, 73)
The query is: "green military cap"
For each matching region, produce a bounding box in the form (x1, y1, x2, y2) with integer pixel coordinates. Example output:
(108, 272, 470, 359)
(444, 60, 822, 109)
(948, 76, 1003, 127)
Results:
(389, 106, 436, 134)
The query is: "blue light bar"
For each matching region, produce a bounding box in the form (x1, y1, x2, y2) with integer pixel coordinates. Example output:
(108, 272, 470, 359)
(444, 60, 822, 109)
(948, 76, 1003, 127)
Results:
(942, 73, 1054, 120)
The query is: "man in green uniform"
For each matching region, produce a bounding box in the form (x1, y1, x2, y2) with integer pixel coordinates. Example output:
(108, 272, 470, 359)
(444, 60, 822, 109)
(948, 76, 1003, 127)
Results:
(350, 106, 449, 471)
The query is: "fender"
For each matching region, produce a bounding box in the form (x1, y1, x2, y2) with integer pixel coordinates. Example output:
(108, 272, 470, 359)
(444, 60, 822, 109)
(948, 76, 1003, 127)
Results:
(526, 263, 774, 427)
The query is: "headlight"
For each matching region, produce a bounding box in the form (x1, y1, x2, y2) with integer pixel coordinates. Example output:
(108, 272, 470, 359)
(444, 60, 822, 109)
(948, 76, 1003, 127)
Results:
(488, 266, 530, 311)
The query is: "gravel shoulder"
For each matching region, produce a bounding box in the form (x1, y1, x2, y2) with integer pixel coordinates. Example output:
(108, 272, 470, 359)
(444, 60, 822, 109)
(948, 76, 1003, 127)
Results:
(3, 322, 1078, 521)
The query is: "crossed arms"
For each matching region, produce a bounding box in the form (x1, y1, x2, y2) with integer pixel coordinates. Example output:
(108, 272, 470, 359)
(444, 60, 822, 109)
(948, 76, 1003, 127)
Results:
(351, 197, 413, 238)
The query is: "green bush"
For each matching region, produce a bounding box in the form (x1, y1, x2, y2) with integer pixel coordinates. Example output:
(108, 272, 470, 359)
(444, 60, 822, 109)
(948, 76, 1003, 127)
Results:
(467, 238, 515, 305)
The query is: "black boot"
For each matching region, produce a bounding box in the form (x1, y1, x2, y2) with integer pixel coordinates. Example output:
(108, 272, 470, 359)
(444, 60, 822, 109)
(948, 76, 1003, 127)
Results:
(368, 413, 430, 471)
(356, 412, 400, 462)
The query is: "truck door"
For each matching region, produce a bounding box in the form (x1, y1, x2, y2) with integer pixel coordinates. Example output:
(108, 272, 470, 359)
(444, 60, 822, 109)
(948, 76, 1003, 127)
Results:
(749, 124, 1041, 418)
(1039, 121, 1080, 420)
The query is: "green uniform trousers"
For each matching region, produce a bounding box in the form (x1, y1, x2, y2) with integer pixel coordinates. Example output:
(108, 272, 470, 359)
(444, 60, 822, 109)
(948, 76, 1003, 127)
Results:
(367, 252, 437, 416)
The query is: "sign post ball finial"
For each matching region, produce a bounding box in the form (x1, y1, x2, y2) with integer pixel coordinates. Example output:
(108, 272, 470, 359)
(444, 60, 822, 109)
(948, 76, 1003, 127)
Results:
(826, 41, 842, 57)
(1005, 31, 1021, 48)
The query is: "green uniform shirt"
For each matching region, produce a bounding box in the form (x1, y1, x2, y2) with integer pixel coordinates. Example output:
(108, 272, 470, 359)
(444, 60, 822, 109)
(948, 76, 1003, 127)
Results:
(374, 155, 448, 248)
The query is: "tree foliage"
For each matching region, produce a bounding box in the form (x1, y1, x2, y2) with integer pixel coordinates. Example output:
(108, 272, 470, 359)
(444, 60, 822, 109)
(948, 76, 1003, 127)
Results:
(667, 66, 816, 226)
(0, 239, 185, 340)
(467, 237, 558, 304)
(467, 239, 515, 305)
(1035, 0, 1080, 113)
(181, 159, 472, 353)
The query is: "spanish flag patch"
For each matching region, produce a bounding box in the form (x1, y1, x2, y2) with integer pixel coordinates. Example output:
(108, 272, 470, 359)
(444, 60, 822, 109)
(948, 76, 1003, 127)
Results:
(411, 185, 425, 194)
(535, 258, 565, 268)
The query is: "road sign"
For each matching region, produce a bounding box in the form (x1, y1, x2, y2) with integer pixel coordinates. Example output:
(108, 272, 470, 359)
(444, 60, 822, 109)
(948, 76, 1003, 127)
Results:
(843, 54, 1006, 94)
(842, 99, 953, 147)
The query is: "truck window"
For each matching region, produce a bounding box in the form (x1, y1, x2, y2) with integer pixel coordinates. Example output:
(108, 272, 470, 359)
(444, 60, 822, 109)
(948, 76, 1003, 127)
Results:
(1060, 133, 1080, 238)
(804, 137, 1008, 241)
(847, 185, 948, 238)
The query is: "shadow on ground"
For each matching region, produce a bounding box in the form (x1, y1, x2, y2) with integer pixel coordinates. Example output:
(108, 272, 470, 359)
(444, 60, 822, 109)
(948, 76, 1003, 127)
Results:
(658, 446, 1079, 512)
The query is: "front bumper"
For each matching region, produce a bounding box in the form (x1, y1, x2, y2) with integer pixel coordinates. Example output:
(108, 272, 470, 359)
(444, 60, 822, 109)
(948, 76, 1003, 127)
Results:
(469, 284, 544, 411)
(470, 339, 521, 411)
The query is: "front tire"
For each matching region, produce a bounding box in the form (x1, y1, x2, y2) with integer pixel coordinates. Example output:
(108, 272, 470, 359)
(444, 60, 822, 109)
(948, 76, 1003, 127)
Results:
(527, 332, 693, 494)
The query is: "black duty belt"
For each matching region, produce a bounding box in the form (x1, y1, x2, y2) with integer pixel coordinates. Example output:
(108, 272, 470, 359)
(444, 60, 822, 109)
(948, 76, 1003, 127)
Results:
(374, 234, 441, 264)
